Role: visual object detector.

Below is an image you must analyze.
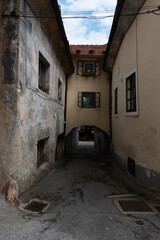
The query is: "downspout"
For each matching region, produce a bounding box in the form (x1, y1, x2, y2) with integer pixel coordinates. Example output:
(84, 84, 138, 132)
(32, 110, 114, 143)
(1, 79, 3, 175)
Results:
(109, 72, 112, 140)
(103, 69, 112, 143)
(64, 69, 74, 141)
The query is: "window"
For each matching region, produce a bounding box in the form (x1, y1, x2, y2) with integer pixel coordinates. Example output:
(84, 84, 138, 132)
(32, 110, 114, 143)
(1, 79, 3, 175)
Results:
(125, 70, 138, 115)
(77, 61, 101, 76)
(114, 87, 118, 115)
(58, 79, 62, 102)
(37, 138, 48, 168)
(38, 53, 50, 94)
(83, 62, 95, 73)
(78, 92, 100, 108)
(128, 157, 135, 177)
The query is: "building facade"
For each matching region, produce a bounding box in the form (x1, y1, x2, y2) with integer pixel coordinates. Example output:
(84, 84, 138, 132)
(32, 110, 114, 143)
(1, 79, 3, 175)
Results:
(0, 0, 73, 193)
(103, 0, 160, 191)
(66, 45, 110, 153)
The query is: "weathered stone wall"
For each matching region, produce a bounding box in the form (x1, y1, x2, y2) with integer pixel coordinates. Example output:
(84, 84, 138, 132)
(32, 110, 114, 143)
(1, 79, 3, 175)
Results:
(0, 0, 20, 192)
(15, 0, 66, 193)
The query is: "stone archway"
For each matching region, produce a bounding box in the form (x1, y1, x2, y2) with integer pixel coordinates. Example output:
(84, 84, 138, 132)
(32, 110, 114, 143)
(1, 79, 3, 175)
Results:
(65, 126, 110, 154)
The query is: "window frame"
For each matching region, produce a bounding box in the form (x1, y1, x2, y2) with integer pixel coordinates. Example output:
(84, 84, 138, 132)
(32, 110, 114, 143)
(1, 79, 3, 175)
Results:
(114, 86, 118, 116)
(38, 52, 50, 94)
(78, 92, 100, 108)
(83, 62, 95, 73)
(37, 138, 48, 168)
(77, 60, 101, 76)
(58, 79, 62, 102)
(124, 68, 138, 116)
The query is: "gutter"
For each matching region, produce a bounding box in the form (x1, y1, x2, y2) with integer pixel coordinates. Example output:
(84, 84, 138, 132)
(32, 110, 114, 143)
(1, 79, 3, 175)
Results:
(50, 0, 74, 74)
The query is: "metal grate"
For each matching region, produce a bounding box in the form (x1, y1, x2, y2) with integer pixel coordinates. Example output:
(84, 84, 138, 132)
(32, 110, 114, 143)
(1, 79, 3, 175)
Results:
(24, 201, 47, 212)
(118, 200, 153, 212)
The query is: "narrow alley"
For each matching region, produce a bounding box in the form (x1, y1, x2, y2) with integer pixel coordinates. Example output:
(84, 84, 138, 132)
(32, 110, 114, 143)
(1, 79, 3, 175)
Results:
(1, 144, 160, 240)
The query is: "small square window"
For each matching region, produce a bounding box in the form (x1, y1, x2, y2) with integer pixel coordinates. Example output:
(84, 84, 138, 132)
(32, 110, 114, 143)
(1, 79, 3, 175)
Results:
(82, 92, 95, 108)
(83, 62, 95, 73)
(58, 79, 62, 102)
(77, 61, 101, 76)
(125, 70, 138, 115)
(78, 92, 100, 108)
(38, 53, 50, 94)
(114, 87, 118, 115)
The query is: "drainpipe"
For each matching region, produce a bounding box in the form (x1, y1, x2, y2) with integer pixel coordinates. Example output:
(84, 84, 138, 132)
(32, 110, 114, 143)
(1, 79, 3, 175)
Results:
(64, 70, 74, 138)
(109, 72, 112, 140)
(103, 69, 112, 143)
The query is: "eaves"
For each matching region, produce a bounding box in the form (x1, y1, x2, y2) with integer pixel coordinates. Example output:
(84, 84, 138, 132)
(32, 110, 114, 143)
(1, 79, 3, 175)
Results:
(103, 0, 146, 72)
(50, 0, 74, 74)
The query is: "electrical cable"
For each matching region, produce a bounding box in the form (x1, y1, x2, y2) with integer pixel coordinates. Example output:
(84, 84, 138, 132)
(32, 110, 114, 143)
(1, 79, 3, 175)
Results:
(2, 6, 160, 20)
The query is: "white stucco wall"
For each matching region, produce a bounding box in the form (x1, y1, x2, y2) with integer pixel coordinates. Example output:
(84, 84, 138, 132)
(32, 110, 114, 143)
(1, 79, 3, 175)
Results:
(112, 0, 160, 173)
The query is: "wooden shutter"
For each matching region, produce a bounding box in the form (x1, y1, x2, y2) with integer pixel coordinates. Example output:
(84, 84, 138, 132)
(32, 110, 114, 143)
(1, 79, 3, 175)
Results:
(95, 92, 100, 107)
(78, 92, 82, 107)
(77, 61, 83, 76)
(95, 61, 101, 76)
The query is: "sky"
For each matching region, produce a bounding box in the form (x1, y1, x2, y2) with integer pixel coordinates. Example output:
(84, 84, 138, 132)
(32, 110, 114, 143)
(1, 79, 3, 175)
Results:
(58, 0, 117, 45)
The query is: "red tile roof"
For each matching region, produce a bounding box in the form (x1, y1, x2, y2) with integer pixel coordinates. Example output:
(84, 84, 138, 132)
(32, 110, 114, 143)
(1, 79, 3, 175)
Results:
(70, 45, 107, 57)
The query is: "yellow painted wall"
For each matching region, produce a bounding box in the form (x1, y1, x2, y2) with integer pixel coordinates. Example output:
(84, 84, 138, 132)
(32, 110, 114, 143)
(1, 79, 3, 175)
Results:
(112, 0, 160, 172)
(66, 57, 110, 135)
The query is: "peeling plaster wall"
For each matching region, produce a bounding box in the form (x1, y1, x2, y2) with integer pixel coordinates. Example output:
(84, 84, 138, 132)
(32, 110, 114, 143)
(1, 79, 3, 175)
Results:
(111, 0, 160, 191)
(0, 0, 20, 192)
(0, 0, 66, 194)
(15, 0, 66, 193)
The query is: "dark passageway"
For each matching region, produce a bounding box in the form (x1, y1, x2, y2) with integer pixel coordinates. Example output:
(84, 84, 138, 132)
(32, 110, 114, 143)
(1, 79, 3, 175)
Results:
(65, 125, 110, 156)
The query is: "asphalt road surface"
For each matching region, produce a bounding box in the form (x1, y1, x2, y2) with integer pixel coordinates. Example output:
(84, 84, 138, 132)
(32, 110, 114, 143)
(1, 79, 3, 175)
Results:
(0, 142, 160, 240)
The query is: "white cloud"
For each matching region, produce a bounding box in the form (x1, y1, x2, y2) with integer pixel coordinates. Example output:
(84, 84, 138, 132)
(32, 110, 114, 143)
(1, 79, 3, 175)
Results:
(59, 0, 117, 44)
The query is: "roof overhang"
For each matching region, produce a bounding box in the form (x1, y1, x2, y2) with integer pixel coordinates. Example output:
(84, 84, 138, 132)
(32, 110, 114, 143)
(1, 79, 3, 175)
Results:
(27, 0, 74, 75)
(103, 0, 146, 72)
(51, 0, 74, 74)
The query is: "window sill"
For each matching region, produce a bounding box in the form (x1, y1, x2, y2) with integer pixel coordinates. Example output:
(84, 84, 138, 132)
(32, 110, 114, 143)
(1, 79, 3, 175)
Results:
(39, 88, 49, 94)
(125, 111, 139, 117)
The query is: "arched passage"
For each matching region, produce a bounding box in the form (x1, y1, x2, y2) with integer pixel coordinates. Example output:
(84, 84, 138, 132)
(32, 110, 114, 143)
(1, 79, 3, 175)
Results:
(65, 125, 110, 154)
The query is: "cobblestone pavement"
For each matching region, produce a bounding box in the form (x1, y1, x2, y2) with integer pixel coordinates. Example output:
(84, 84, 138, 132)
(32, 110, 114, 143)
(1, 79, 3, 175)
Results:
(0, 143, 160, 240)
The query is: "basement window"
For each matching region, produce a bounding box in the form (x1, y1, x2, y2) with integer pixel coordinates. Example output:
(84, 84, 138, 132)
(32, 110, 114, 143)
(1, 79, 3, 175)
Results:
(38, 53, 50, 94)
(78, 92, 100, 108)
(37, 138, 48, 168)
(128, 157, 135, 177)
(125, 69, 138, 115)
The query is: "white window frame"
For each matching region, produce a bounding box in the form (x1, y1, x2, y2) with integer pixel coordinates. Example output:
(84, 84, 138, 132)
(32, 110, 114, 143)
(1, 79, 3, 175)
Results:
(124, 68, 139, 116)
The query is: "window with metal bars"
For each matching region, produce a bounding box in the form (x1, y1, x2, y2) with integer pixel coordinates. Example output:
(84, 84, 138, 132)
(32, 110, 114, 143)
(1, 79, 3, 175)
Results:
(38, 52, 50, 94)
(78, 92, 100, 108)
(37, 138, 48, 168)
(114, 87, 118, 115)
(126, 72, 137, 113)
